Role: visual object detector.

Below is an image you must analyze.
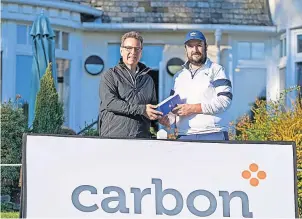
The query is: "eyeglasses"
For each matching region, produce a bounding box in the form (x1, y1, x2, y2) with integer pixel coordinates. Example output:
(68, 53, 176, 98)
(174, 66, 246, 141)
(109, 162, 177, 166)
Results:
(122, 46, 142, 53)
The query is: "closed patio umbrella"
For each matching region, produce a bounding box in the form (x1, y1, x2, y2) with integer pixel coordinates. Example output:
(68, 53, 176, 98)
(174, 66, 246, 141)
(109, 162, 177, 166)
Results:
(29, 13, 57, 126)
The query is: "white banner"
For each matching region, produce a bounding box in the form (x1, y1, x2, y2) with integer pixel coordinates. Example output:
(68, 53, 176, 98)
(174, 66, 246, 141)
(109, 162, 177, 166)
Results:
(21, 134, 297, 218)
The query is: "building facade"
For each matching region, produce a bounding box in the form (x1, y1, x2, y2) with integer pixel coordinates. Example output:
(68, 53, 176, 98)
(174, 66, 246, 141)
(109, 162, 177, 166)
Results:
(1, 0, 301, 132)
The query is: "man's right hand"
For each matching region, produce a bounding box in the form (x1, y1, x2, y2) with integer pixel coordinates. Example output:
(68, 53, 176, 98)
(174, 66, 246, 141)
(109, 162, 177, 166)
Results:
(145, 104, 163, 120)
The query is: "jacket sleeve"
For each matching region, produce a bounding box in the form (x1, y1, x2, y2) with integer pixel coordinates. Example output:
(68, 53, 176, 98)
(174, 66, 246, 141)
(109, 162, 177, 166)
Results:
(200, 66, 233, 115)
(100, 70, 146, 116)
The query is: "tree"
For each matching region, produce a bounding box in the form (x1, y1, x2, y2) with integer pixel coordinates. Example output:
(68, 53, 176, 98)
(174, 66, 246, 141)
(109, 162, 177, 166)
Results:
(32, 63, 64, 134)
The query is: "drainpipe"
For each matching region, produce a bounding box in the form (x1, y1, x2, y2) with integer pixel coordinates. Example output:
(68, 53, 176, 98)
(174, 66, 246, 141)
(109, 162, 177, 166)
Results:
(215, 29, 222, 65)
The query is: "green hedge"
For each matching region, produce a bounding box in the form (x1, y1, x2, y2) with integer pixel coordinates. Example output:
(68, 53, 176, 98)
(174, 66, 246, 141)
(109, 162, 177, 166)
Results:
(1, 99, 27, 207)
(0, 212, 19, 218)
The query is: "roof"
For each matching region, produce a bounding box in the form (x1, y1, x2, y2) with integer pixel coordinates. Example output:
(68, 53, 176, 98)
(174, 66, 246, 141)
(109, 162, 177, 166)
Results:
(64, 0, 273, 26)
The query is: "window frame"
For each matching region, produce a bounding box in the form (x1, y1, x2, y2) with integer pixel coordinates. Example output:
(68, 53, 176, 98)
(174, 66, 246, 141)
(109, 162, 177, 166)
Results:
(297, 34, 302, 54)
(237, 41, 265, 61)
(55, 29, 70, 51)
(280, 33, 287, 58)
(16, 23, 70, 54)
(16, 24, 32, 46)
(237, 41, 251, 60)
(278, 33, 287, 70)
(235, 40, 266, 69)
(293, 29, 302, 60)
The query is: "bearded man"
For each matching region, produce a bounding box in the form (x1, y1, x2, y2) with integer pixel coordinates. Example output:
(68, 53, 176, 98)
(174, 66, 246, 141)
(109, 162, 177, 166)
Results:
(163, 30, 233, 140)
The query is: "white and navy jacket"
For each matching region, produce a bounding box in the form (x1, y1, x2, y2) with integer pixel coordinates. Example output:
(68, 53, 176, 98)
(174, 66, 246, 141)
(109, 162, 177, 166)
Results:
(171, 58, 232, 135)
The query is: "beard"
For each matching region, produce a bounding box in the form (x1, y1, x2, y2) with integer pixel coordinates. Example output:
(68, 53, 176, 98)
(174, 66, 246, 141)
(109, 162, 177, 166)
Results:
(187, 51, 207, 66)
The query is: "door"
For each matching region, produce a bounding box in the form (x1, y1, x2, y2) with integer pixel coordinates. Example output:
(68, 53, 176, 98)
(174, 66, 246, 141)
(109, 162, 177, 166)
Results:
(230, 68, 267, 122)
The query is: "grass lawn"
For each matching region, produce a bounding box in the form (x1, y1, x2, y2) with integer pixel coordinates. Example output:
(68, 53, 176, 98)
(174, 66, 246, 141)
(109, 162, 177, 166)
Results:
(0, 212, 19, 218)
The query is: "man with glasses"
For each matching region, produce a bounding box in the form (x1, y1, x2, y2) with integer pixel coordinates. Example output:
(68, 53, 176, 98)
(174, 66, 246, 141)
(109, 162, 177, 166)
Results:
(99, 31, 163, 138)
(162, 30, 233, 140)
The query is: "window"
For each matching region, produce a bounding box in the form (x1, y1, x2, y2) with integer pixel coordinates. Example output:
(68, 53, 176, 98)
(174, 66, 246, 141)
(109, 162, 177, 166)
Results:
(55, 30, 60, 49)
(56, 59, 70, 126)
(62, 32, 69, 51)
(15, 55, 33, 103)
(17, 24, 32, 45)
(166, 58, 185, 76)
(251, 43, 265, 60)
(84, 55, 104, 75)
(55, 30, 69, 51)
(238, 42, 250, 60)
(280, 36, 287, 57)
(297, 35, 302, 53)
(238, 42, 265, 60)
(297, 63, 302, 97)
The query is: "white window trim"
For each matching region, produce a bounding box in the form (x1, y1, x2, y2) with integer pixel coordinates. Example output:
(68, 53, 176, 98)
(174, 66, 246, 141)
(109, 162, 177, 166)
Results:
(293, 29, 302, 62)
(279, 33, 287, 69)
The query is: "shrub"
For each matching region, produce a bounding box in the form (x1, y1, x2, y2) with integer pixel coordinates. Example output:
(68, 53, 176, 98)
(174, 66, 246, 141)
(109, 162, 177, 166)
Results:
(81, 127, 99, 136)
(1, 98, 27, 206)
(32, 63, 64, 134)
(80, 121, 99, 136)
(229, 87, 302, 216)
(0, 212, 19, 218)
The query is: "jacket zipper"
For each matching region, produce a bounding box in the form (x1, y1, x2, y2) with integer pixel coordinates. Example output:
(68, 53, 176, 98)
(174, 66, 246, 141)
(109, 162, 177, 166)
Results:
(125, 67, 150, 90)
(125, 69, 135, 86)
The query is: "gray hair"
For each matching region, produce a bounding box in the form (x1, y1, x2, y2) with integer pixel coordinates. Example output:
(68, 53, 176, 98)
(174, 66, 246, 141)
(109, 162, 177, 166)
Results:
(121, 31, 143, 47)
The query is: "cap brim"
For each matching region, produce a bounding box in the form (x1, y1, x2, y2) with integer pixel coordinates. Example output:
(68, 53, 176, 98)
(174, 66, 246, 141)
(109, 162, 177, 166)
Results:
(184, 38, 204, 44)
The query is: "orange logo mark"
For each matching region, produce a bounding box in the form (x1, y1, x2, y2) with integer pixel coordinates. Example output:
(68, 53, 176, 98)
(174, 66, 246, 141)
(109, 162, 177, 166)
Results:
(242, 163, 266, 187)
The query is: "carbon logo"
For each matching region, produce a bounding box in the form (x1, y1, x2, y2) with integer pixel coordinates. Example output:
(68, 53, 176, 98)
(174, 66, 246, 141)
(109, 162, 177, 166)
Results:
(242, 163, 267, 187)
(71, 178, 253, 217)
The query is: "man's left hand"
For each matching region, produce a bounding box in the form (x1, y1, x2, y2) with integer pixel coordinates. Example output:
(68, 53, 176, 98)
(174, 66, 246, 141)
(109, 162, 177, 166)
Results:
(172, 104, 202, 116)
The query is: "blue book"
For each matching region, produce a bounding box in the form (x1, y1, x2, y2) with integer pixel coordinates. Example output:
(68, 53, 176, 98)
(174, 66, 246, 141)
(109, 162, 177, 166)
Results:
(156, 94, 182, 116)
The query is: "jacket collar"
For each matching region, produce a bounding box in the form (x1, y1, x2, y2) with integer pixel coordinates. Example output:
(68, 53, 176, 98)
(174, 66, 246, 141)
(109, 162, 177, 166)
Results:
(118, 58, 151, 75)
(183, 58, 212, 71)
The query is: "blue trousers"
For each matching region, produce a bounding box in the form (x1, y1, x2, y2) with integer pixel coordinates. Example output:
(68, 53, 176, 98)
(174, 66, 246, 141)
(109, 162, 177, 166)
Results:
(177, 131, 229, 141)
